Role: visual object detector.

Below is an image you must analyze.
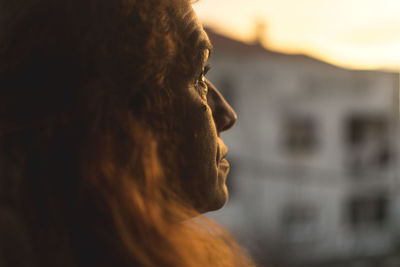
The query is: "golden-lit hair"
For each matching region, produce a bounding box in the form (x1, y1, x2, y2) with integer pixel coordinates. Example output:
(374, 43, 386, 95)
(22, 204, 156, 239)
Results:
(0, 0, 255, 266)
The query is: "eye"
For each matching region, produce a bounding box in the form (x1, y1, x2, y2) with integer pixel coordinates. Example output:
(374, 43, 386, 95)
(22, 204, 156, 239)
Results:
(195, 64, 211, 100)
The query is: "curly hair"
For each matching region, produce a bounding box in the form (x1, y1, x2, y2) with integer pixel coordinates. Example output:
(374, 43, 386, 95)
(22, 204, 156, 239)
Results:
(0, 0, 254, 266)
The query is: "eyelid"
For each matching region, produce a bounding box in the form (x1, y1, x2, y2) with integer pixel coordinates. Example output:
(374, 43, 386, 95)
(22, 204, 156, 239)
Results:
(198, 63, 211, 82)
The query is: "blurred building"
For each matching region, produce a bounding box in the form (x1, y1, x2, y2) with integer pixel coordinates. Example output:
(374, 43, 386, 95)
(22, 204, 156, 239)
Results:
(205, 28, 400, 266)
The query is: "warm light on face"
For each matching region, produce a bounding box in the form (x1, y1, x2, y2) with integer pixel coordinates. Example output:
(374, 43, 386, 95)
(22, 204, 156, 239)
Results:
(194, 0, 400, 70)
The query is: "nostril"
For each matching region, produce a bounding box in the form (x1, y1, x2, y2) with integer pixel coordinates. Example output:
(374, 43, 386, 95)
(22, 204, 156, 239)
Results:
(222, 113, 236, 131)
(215, 106, 237, 132)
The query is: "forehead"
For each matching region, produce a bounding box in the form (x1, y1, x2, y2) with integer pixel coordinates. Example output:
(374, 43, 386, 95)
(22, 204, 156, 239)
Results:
(195, 22, 212, 61)
(181, 7, 213, 61)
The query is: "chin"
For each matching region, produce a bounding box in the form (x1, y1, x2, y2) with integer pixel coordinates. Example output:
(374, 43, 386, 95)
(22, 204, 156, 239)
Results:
(207, 197, 228, 212)
(203, 167, 230, 212)
(199, 185, 229, 213)
(180, 162, 230, 213)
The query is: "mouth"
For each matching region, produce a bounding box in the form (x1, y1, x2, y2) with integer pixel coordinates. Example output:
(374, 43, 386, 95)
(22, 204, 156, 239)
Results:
(216, 140, 230, 178)
(216, 140, 228, 165)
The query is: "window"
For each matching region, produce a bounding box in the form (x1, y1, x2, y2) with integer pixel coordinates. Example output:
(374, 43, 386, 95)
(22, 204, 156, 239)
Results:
(347, 195, 388, 228)
(283, 116, 317, 156)
(281, 203, 319, 243)
(345, 116, 391, 175)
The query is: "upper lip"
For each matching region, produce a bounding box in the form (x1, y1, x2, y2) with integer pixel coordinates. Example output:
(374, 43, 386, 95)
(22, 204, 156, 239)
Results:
(217, 140, 228, 162)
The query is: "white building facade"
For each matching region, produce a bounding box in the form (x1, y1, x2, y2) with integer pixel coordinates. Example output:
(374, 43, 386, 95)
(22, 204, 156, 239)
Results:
(205, 28, 400, 266)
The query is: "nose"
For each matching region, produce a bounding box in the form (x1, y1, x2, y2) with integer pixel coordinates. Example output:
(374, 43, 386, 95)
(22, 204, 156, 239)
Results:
(206, 79, 237, 133)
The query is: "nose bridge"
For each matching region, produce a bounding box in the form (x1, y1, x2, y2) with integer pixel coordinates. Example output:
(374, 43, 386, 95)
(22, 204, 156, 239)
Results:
(206, 80, 237, 133)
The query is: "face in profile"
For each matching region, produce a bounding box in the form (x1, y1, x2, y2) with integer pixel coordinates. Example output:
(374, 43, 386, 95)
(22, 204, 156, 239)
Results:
(168, 7, 237, 213)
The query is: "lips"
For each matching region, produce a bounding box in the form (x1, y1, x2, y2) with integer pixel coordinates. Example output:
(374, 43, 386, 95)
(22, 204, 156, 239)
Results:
(216, 140, 230, 177)
(216, 140, 228, 165)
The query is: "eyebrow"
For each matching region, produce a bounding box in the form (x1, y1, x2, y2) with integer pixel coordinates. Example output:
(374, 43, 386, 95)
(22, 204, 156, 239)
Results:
(196, 38, 213, 64)
(200, 39, 213, 57)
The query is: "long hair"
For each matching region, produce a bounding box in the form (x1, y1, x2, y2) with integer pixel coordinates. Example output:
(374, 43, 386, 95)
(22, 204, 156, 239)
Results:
(0, 0, 254, 266)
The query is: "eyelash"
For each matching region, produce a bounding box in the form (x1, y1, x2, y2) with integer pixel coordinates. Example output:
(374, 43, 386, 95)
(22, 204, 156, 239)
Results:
(195, 64, 211, 100)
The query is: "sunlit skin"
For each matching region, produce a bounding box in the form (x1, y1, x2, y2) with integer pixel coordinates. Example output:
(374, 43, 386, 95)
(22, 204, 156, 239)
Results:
(172, 8, 237, 213)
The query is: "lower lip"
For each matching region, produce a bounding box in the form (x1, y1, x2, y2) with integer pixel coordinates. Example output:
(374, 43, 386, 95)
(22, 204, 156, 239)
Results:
(218, 158, 230, 178)
(219, 158, 229, 168)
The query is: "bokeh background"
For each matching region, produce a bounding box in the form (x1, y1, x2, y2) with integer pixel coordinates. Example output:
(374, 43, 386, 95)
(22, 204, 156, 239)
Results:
(194, 1, 400, 266)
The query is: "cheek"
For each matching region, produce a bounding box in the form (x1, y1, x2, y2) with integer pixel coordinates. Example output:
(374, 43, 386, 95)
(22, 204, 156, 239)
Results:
(179, 102, 219, 193)
(183, 103, 217, 168)
(167, 87, 220, 210)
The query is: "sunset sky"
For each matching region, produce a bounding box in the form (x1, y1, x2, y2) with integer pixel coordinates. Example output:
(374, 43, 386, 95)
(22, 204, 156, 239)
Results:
(193, 0, 400, 71)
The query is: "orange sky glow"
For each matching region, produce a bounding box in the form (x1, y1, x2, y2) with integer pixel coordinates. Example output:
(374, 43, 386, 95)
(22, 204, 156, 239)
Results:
(193, 0, 400, 71)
